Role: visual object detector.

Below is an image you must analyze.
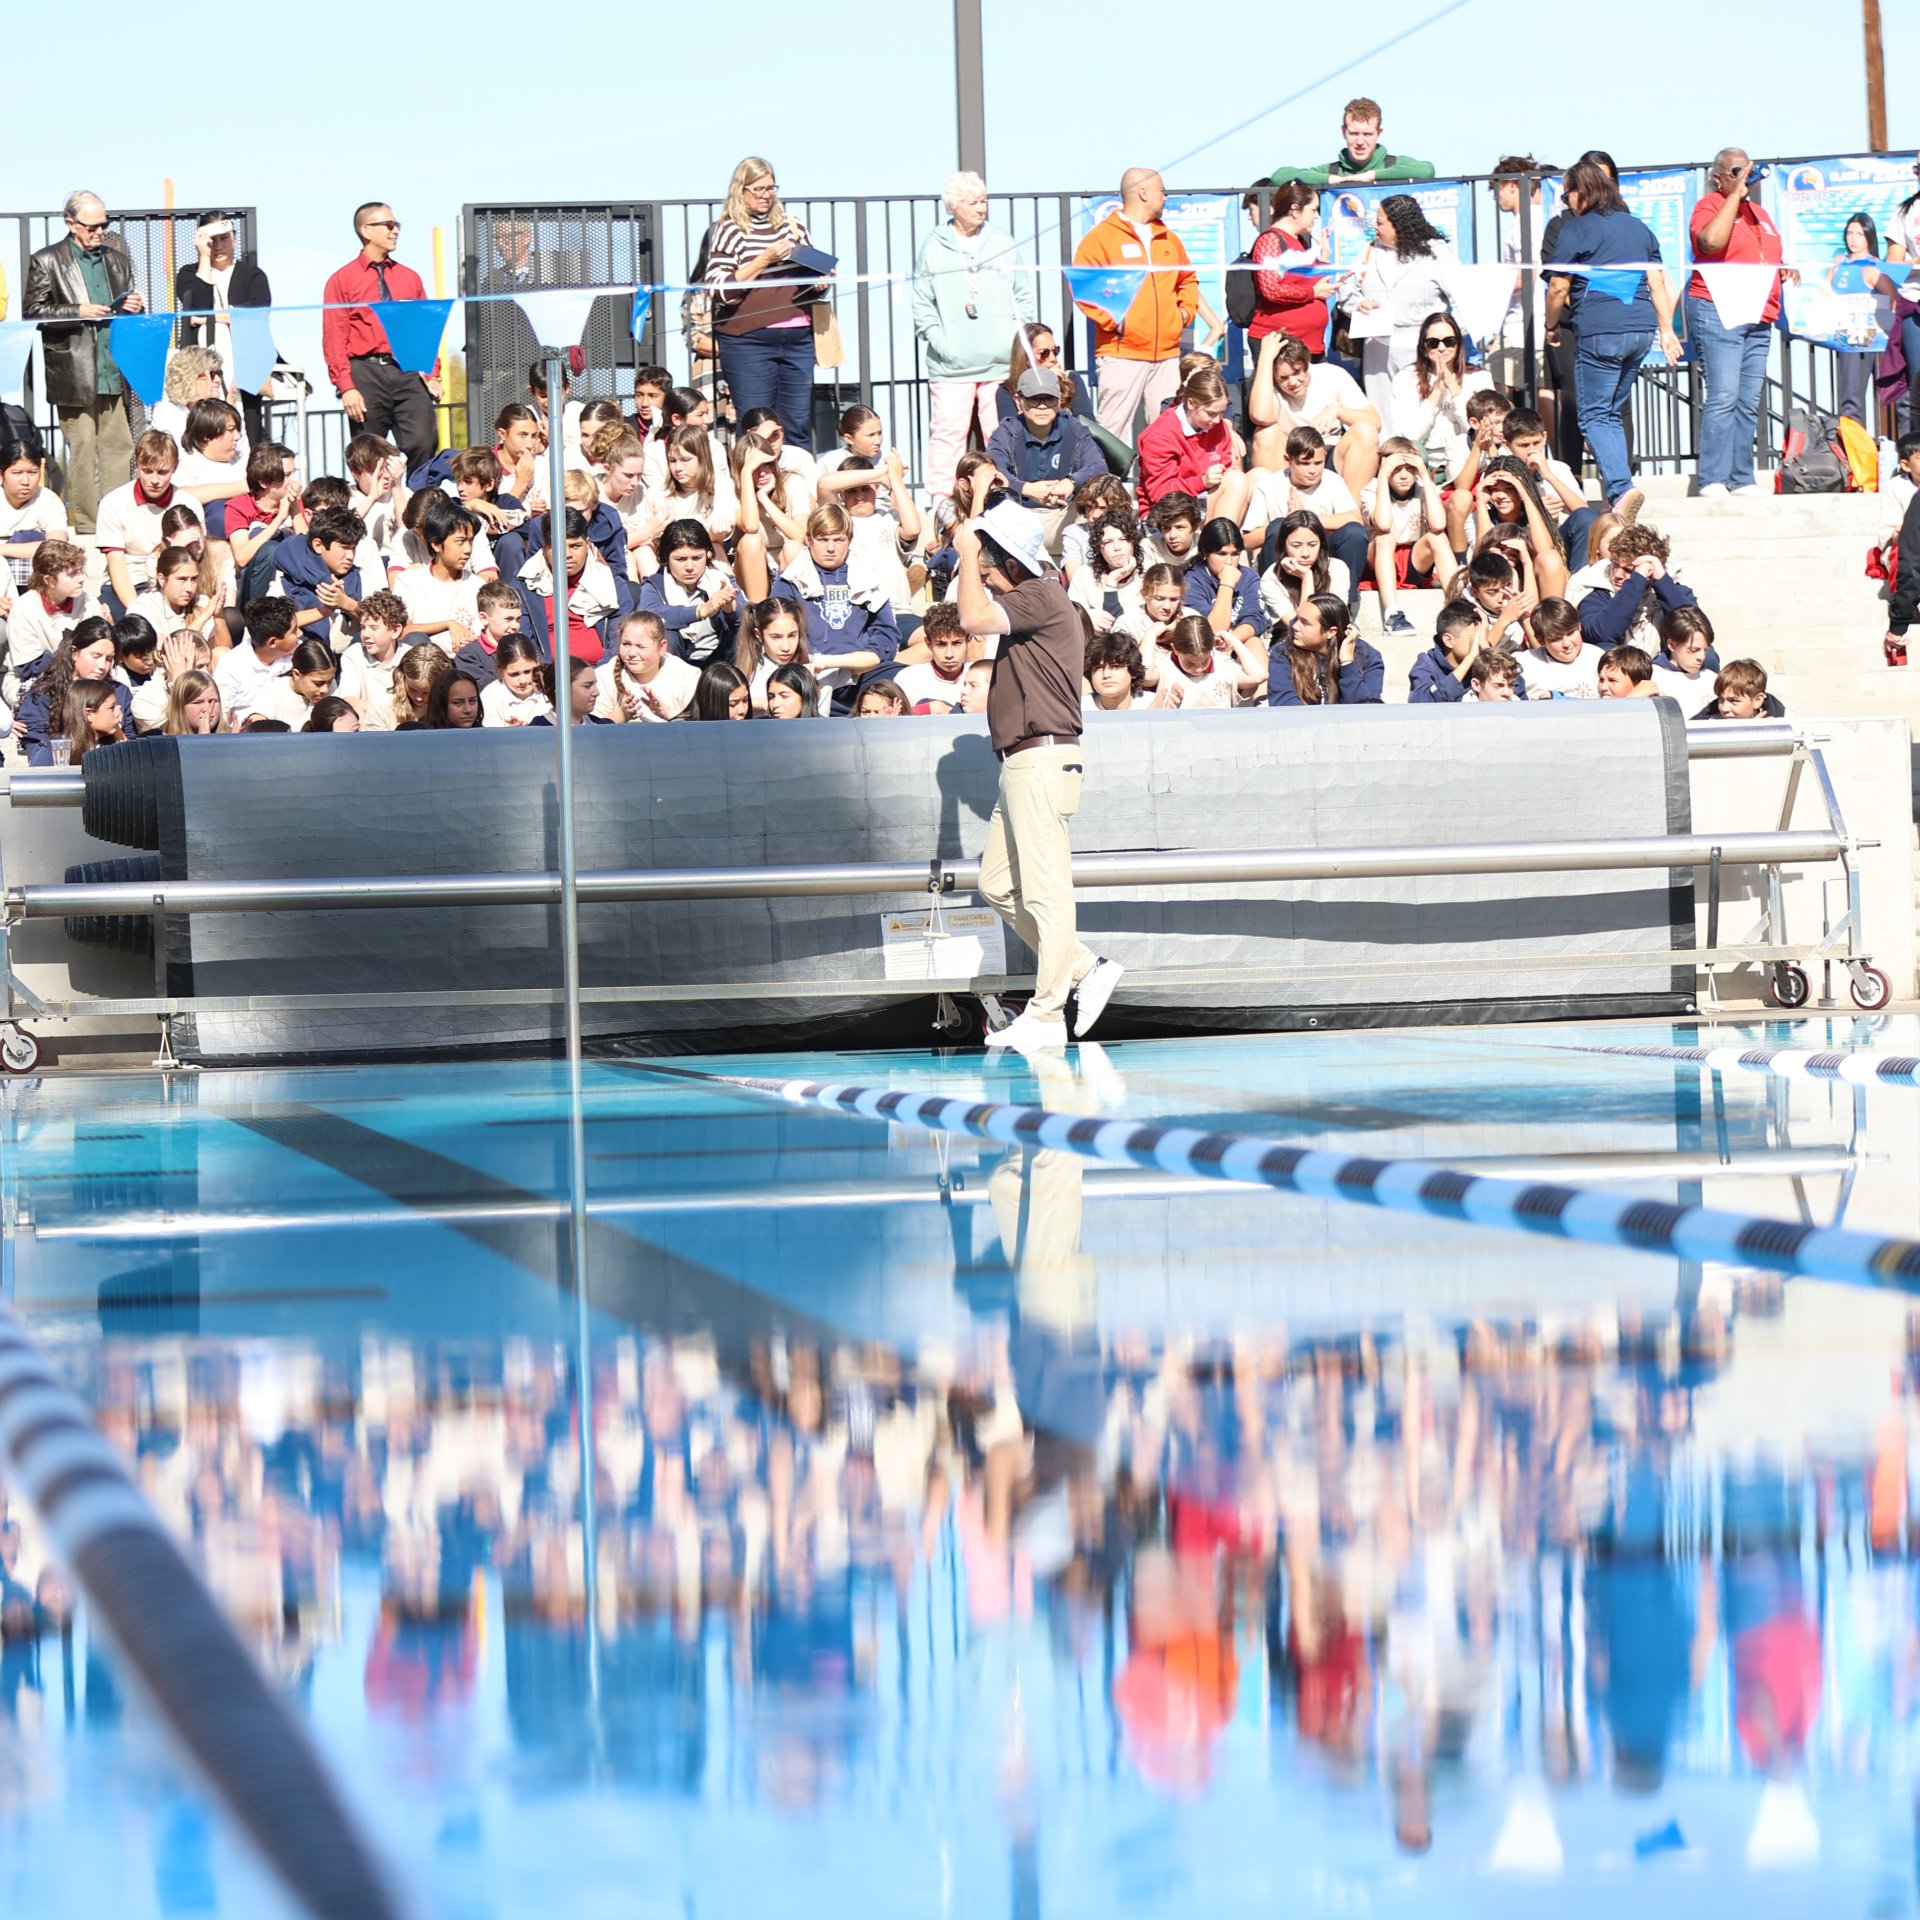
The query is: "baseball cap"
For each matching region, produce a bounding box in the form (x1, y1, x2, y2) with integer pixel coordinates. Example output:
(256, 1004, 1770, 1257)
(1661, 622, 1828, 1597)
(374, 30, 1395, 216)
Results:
(1016, 368, 1062, 399)
(973, 499, 1052, 575)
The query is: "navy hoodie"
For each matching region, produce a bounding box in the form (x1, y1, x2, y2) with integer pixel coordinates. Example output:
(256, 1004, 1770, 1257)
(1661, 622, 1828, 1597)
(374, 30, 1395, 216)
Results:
(275, 536, 363, 648)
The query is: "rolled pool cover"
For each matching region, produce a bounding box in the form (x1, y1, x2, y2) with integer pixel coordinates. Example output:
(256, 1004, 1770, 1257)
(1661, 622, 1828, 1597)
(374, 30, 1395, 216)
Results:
(72, 703, 1695, 1063)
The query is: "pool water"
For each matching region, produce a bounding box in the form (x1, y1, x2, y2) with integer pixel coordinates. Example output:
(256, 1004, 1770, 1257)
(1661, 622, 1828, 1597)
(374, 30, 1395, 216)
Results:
(2, 1013, 1919, 1917)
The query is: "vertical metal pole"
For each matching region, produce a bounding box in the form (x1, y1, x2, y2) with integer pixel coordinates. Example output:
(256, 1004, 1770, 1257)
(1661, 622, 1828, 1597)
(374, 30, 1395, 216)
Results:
(1518, 175, 1539, 410)
(545, 348, 600, 1676)
(954, 0, 987, 177)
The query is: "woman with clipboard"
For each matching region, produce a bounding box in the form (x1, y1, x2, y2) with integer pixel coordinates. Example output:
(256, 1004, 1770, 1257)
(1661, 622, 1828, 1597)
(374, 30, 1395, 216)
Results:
(703, 158, 834, 451)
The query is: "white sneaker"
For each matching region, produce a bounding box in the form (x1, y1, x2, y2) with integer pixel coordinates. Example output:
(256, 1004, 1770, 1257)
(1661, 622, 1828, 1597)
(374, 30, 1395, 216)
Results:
(1729, 482, 1764, 496)
(1695, 482, 1730, 499)
(1071, 957, 1125, 1039)
(984, 1008, 1069, 1052)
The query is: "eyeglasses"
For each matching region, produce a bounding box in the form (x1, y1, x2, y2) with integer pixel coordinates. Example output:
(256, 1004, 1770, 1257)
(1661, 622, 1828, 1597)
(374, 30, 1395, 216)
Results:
(71, 220, 108, 235)
(746, 181, 778, 194)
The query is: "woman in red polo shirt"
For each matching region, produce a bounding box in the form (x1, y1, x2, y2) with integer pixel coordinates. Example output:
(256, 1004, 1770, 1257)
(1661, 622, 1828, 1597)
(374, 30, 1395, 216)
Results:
(1249, 181, 1337, 361)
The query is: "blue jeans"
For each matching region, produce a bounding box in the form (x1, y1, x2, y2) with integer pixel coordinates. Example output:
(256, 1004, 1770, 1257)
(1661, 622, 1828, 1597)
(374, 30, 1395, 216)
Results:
(1573, 329, 1654, 505)
(1562, 504, 1598, 571)
(1686, 295, 1771, 490)
(717, 323, 817, 451)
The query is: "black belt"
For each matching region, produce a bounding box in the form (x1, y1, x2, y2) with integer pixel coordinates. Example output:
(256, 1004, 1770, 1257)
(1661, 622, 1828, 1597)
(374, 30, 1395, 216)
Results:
(997, 732, 1078, 761)
(353, 352, 398, 365)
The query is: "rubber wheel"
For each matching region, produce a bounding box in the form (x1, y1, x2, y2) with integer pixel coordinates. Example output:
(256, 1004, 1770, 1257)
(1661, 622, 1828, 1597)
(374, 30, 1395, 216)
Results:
(1, 1027, 42, 1073)
(1766, 964, 1811, 1010)
(1849, 965, 1893, 1012)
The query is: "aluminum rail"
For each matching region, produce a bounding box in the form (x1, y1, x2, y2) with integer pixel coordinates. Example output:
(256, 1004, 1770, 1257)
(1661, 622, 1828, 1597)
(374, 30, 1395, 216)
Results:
(0, 830, 1851, 921)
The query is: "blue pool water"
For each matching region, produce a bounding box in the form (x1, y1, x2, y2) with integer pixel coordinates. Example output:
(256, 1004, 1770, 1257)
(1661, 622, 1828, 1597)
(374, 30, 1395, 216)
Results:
(2, 1012, 1919, 1917)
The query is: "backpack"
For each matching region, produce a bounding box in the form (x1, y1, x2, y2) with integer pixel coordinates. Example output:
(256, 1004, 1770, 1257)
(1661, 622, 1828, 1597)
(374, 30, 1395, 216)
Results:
(1776, 407, 1849, 494)
(1835, 414, 1878, 491)
(0, 401, 43, 462)
(1224, 249, 1258, 332)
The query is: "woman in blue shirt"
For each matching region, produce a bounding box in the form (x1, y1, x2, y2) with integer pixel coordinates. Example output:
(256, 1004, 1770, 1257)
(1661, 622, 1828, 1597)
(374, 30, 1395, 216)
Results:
(1544, 158, 1682, 510)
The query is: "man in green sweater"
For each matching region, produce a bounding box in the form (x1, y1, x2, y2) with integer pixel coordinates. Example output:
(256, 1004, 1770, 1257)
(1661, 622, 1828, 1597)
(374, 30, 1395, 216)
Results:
(1270, 97, 1436, 190)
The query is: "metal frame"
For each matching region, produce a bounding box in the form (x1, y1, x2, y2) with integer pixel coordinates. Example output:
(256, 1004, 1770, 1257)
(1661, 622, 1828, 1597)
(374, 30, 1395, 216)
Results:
(0, 724, 1887, 1066)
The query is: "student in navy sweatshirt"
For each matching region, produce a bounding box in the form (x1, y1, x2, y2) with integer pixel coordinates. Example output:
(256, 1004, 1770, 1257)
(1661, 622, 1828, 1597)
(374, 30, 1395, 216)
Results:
(771, 503, 901, 712)
(276, 506, 368, 647)
(1575, 523, 1698, 649)
(1409, 598, 1498, 703)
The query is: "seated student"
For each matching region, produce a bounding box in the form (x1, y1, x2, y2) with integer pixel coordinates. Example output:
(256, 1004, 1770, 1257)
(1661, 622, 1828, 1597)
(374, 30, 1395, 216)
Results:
(1572, 523, 1697, 651)
(636, 521, 740, 667)
(892, 601, 972, 712)
(173, 400, 248, 533)
(1388, 312, 1493, 485)
(819, 453, 924, 615)
(395, 497, 483, 654)
(1465, 647, 1523, 701)
(65, 680, 128, 761)
(626, 363, 673, 446)
(6, 539, 94, 686)
(1258, 511, 1352, 630)
(771, 504, 902, 711)
(1246, 426, 1367, 602)
(731, 436, 813, 593)
(556, 467, 630, 602)
(248, 638, 340, 729)
(1248, 332, 1381, 497)
(290, 475, 386, 592)
(528, 654, 607, 727)
(734, 407, 820, 496)
(17, 621, 133, 763)
(240, 716, 291, 733)
(854, 679, 909, 718)
(764, 661, 826, 720)
(213, 595, 299, 727)
(0, 438, 70, 610)
(1410, 597, 1497, 704)
(592, 429, 652, 582)
(1060, 474, 1133, 579)
(445, 446, 512, 567)
(735, 598, 822, 715)
(129, 544, 221, 647)
(984, 372, 1108, 553)
(390, 644, 450, 729)
(222, 442, 299, 590)
(1597, 644, 1657, 698)
(514, 507, 622, 665)
(1136, 366, 1251, 525)
(1068, 508, 1148, 635)
(479, 635, 554, 726)
(158, 503, 239, 648)
(453, 579, 527, 691)
(98, 432, 203, 616)
(1121, 561, 1186, 650)
(814, 403, 897, 493)
(640, 385, 723, 496)
(528, 356, 585, 462)
(336, 587, 410, 730)
(685, 660, 752, 721)
(1455, 545, 1536, 651)
(955, 656, 992, 715)
(277, 507, 368, 647)
(490, 403, 545, 511)
(1651, 603, 1721, 705)
(1267, 591, 1382, 707)
(594, 609, 701, 722)
(1366, 438, 1445, 635)
(1183, 517, 1267, 653)
(1521, 595, 1600, 698)
(1500, 406, 1596, 569)
(1696, 657, 1785, 720)
(1465, 455, 1570, 602)
(423, 670, 484, 730)
(1440, 390, 1517, 554)
(111, 615, 164, 732)
(1142, 610, 1264, 710)
(635, 425, 737, 567)
(302, 696, 361, 734)
(164, 668, 227, 735)
(345, 432, 408, 563)
(1083, 632, 1156, 712)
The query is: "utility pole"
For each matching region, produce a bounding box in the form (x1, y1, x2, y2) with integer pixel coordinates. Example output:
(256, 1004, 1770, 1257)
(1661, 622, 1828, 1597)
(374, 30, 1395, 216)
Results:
(1864, 0, 1887, 152)
(955, 0, 986, 176)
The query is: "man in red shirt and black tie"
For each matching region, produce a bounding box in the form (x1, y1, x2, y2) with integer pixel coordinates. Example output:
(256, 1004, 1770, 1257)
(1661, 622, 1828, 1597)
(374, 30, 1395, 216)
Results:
(322, 202, 439, 471)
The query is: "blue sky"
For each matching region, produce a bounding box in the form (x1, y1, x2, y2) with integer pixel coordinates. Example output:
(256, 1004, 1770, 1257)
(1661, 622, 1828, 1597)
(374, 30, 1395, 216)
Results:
(8, 0, 1916, 385)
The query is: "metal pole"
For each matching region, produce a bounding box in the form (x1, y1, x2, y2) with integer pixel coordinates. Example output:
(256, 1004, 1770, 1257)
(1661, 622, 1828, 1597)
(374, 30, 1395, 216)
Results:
(543, 348, 600, 1676)
(954, 0, 987, 177)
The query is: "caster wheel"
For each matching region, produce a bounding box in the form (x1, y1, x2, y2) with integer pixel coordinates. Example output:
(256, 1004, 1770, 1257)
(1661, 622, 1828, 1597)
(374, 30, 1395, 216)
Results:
(1, 1026, 42, 1074)
(1849, 965, 1893, 1012)
(1765, 964, 1811, 1010)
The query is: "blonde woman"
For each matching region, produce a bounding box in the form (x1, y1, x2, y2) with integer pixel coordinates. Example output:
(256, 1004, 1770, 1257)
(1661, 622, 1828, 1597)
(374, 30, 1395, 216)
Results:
(702, 156, 824, 451)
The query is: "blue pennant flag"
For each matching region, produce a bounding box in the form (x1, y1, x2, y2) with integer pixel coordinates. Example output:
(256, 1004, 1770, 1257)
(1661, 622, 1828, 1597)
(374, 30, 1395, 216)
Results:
(228, 307, 279, 393)
(371, 298, 452, 375)
(630, 286, 652, 342)
(0, 322, 36, 403)
(107, 312, 174, 406)
(1065, 263, 1148, 328)
(1585, 267, 1644, 303)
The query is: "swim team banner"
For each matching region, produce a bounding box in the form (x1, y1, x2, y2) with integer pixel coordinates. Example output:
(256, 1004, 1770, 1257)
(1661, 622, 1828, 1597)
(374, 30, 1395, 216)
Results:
(1076, 194, 1241, 358)
(1615, 167, 1698, 359)
(1317, 179, 1472, 272)
(1769, 154, 1919, 350)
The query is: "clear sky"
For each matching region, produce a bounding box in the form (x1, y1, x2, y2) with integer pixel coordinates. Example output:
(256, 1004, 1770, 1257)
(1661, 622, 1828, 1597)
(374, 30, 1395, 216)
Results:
(9, 0, 1916, 383)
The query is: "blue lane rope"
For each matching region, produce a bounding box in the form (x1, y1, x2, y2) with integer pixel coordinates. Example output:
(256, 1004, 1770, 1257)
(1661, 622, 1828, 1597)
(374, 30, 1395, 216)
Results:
(1539, 1040, 1920, 1087)
(677, 1069, 1920, 1290)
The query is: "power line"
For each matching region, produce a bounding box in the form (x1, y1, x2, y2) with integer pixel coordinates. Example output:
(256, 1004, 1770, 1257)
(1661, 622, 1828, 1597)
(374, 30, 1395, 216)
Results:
(1159, 0, 1479, 175)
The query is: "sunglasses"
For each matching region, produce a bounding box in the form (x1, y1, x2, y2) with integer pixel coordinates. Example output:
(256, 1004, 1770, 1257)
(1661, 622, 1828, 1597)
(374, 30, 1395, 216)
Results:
(1031, 345, 1059, 361)
(1426, 333, 1460, 346)
(71, 220, 109, 235)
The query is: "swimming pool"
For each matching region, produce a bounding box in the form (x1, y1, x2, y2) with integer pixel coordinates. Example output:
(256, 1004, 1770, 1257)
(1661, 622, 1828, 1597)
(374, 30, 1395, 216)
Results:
(2, 1013, 1918, 1916)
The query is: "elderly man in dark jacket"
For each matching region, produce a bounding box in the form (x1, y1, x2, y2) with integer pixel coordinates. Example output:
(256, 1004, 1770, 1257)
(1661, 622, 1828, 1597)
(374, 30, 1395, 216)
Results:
(23, 189, 145, 532)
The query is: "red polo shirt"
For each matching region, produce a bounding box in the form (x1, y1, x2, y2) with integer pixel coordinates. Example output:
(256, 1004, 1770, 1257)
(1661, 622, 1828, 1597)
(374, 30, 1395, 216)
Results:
(1687, 194, 1784, 324)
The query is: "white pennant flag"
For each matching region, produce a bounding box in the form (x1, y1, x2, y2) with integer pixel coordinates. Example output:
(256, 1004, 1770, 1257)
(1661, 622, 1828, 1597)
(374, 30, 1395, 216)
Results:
(1449, 264, 1521, 352)
(513, 288, 613, 350)
(1697, 262, 1777, 331)
(1746, 1779, 1820, 1867)
(1486, 1781, 1565, 1874)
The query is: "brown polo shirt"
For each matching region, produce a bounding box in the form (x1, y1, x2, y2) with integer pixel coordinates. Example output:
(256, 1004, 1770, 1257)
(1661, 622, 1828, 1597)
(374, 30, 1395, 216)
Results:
(985, 574, 1086, 756)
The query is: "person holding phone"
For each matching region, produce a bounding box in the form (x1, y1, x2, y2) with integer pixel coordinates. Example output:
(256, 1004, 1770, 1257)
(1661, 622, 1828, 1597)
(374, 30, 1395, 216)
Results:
(23, 191, 146, 534)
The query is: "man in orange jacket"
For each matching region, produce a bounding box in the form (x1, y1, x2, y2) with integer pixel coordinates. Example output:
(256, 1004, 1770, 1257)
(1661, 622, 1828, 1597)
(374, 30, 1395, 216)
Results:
(1072, 168, 1198, 444)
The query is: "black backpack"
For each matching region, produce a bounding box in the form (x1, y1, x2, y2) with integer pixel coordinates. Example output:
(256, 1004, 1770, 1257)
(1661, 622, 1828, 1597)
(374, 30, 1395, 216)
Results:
(1777, 407, 1849, 494)
(1224, 249, 1258, 332)
(0, 402, 43, 463)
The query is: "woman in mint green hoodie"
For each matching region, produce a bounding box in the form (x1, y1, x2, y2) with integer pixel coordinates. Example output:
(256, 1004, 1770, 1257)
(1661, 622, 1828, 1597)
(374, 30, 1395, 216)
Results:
(912, 172, 1035, 506)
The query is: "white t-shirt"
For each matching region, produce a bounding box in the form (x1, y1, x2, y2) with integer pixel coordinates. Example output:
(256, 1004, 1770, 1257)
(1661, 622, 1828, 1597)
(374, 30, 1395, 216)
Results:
(337, 643, 402, 730)
(96, 483, 204, 588)
(248, 676, 323, 729)
(175, 448, 246, 496)
(481, 679, 554, 726)
(1521, 643, 1601, 698)
(126, 589, 205, 640)
(1149, 644, 1237, 709)
(213, 646, 288, 723)
(592, 653, 700, 721)
(748, 656, 832, 714)
(1261, 363, 1369, 438)
(893, 659, 969, 710)
(129, 671, 170, 734)
(1247, 466, 1357, 528)
(1258, 555, 1352, 626)
(1651, 662, 1709, 706)
(6, 590, 95, 674)
(0, 488, 70, 588)
(395, 568, 480, 653)
(849, 512, 917, 611)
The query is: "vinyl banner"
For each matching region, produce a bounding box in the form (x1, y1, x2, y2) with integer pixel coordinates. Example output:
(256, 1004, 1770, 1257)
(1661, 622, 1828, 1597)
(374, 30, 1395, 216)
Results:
(1318, 179, 1472, 272)
(1078, 194, 1240, 358)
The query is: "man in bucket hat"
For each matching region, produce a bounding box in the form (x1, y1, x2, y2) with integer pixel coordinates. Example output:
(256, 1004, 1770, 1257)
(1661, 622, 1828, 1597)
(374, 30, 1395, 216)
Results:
(953, 486, 1125, 1052)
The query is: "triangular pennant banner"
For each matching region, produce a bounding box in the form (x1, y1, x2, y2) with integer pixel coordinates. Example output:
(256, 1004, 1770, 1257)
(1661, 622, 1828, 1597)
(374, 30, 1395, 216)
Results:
(107, 313, 174, 406)
(629, 286, 652, 342)
(0, 322, 37, 405)
(1448, 264, 1520, 349)
(1065, 264, 1148, 329)
(1487, 1781, 1565, 1874)
(1746, 1779, 1820, 1867)
(228, 306, 279, 393)
(514, 288, 605, 351)
(371, 298, 452, 375)
(1698, 262, 1777, 330)
(1585, 267, 1644, 303)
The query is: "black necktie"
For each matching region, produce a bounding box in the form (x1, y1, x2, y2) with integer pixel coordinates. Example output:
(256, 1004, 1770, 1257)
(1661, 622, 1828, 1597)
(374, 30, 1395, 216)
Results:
(372, 261, 392, 301)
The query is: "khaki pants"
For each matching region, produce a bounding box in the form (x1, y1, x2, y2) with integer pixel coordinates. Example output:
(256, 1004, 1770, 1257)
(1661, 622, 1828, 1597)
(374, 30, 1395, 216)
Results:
(978, 741, 1095, 1022)
(1092, 355, 1179, 444)
(57, 394, 135, 534)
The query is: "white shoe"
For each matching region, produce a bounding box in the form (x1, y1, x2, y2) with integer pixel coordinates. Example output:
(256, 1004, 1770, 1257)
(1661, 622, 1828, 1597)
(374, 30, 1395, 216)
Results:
(1071, 957, 1125, 1039)
(984, 1008, 1069, 1052)
(1695, 482, 1730, 499)
(1730, 482, 1764, 496)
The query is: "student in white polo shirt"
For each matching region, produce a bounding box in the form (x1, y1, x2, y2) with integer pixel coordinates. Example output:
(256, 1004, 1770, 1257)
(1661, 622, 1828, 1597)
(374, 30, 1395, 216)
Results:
(212, 594, 298, 727)
(97, 429, 203, 616)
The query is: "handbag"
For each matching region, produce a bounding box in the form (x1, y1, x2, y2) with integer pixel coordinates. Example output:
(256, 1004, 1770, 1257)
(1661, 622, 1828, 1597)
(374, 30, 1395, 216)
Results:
(811, 302, 845, 371)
